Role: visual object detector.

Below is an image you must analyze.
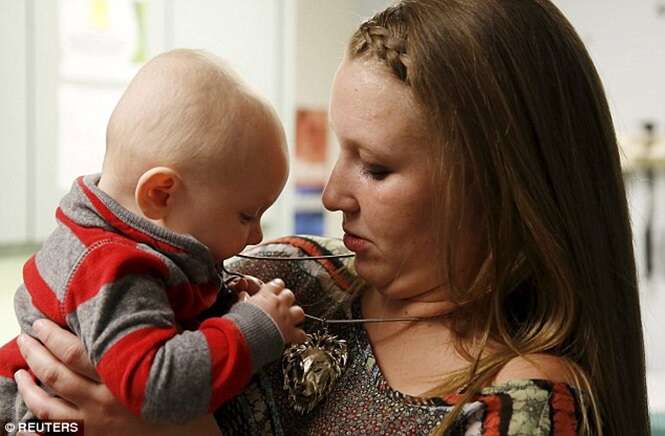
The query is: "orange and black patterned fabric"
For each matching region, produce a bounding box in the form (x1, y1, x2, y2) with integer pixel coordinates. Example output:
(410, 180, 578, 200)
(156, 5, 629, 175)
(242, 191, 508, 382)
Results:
(216, 235, 582, 435)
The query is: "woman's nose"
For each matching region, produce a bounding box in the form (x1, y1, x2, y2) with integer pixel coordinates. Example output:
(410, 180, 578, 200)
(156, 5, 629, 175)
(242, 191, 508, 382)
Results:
(322, 163, 358, 213)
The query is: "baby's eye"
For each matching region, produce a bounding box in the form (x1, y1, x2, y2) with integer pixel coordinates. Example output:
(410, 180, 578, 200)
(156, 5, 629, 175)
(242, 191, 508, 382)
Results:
(239, 213, 255, 224)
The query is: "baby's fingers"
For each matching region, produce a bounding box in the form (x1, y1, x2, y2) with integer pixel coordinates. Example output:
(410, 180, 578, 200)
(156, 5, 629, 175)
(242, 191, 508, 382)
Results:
(278, 288, 295, 306)
(262, 278, 285, 294)
(227, 276, 264, 295)
(289, 305, 305, 325)
(243, 275, 264, 295)
(288, 328, 307, 344)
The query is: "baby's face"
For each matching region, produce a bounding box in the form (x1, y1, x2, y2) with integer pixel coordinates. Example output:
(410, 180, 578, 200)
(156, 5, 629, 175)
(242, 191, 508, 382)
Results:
(167, 115, 288, 261)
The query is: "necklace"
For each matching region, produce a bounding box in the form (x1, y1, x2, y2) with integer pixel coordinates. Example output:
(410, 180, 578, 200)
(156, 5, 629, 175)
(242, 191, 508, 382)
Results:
(222, 250, 447, 414)
(304, 313, 436, 324)
(235, 252, 355, 261)
(222, 252, 444, 324)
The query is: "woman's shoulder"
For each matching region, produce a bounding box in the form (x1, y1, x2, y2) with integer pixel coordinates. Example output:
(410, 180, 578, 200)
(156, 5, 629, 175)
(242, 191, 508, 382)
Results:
(479, 378, 580, 435)
(442, 355, 581, 435)
(441, 376, 580, 435)
(483, 355, 580, 434)
(494, 353, 575, 385)
(469, 378, 580, 435)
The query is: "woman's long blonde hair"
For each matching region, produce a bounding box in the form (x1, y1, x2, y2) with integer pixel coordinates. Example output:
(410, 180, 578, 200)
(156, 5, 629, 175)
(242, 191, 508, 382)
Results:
(349, 1, 649, 434)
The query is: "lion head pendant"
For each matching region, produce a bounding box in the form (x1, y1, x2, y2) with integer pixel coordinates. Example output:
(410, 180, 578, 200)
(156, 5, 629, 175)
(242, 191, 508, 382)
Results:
(282, 331, 348, 414)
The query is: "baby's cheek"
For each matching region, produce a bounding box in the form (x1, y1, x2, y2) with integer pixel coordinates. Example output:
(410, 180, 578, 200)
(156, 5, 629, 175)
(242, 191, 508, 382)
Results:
(228, 233, 251, 257)
(208, 237, 235, 261)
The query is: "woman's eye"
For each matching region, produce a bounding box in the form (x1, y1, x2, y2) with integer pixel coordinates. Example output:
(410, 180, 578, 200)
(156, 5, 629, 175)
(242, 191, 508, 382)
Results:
(362, 165, 391, 180)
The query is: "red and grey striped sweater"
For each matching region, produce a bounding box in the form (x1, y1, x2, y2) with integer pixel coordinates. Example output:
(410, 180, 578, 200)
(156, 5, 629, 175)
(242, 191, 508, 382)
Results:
(0, 174, 283, 426)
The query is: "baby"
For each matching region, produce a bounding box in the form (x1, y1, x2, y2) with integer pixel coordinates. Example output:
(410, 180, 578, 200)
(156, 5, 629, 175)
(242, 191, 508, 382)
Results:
(0, 49, 305, 428)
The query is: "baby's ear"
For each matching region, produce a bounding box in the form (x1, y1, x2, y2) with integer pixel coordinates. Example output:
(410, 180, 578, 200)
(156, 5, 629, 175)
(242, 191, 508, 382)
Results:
(135, 167, 182, 220)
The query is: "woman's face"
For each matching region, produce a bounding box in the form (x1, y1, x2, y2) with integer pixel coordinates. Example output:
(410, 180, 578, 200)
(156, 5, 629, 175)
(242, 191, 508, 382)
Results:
(323, 58, 444, 301)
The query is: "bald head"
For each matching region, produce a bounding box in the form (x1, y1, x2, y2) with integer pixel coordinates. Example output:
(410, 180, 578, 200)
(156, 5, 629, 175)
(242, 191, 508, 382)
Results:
(102, 49, 285, 194)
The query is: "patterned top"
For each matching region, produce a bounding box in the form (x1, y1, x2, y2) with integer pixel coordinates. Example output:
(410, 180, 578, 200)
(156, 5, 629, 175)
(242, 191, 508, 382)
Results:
(215, 236, 581, 435)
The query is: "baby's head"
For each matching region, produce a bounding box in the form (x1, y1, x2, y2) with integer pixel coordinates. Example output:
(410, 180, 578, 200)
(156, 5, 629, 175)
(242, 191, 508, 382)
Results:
(99, 49, 288, 261)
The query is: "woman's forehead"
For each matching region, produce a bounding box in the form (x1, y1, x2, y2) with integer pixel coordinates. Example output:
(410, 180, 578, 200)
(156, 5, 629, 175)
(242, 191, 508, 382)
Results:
(330, 59, 427, 151)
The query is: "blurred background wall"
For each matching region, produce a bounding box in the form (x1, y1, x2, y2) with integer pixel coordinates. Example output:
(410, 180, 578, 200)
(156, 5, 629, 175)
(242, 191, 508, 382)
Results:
(1, 0, 665, 430)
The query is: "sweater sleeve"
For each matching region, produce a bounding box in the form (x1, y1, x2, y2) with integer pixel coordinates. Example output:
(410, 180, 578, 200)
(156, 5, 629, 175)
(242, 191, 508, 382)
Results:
(1, 284, 52, 428)
(64, 242, 284, 424)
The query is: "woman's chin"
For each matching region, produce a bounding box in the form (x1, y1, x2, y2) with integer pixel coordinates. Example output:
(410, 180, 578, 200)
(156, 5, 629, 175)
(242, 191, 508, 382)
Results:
(352, 257, 392, 290)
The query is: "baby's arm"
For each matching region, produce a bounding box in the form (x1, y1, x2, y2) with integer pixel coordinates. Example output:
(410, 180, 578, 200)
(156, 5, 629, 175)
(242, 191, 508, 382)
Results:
(66, 242, 291, 424)
(14, 321, 222, 436)
(1, 283, 58, 430)
(0, 339, 30, 432)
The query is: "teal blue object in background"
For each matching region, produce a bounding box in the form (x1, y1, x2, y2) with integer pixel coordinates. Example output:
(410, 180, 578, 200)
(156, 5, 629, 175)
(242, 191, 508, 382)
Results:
(294, 211, 324, 236)
(653, 412, 665, 436)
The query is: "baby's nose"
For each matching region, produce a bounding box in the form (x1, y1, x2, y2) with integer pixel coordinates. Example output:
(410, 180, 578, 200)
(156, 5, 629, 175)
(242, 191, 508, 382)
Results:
(248, 223, 263, 245)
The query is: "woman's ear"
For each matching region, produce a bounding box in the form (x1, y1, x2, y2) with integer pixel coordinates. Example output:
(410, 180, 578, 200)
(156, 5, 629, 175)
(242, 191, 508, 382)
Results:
(135, 167, 182, 220)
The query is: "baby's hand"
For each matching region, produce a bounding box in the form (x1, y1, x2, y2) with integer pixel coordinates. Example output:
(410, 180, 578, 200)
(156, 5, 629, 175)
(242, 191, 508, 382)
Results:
(245, 278, 306, 344)
(228, 274, 264, 296)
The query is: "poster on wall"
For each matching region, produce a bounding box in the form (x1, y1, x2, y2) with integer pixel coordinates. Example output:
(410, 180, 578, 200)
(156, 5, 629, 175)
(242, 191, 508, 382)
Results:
(294, 109, 329, 235)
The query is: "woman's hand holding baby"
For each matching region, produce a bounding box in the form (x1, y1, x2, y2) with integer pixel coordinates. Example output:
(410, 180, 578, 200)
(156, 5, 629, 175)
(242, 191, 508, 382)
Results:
(14, 319, 222, 436)
(245, 278, 307, 344)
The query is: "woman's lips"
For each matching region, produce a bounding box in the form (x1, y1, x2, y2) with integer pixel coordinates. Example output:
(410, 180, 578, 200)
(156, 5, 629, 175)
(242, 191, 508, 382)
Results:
(343, 232, 369, 252)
